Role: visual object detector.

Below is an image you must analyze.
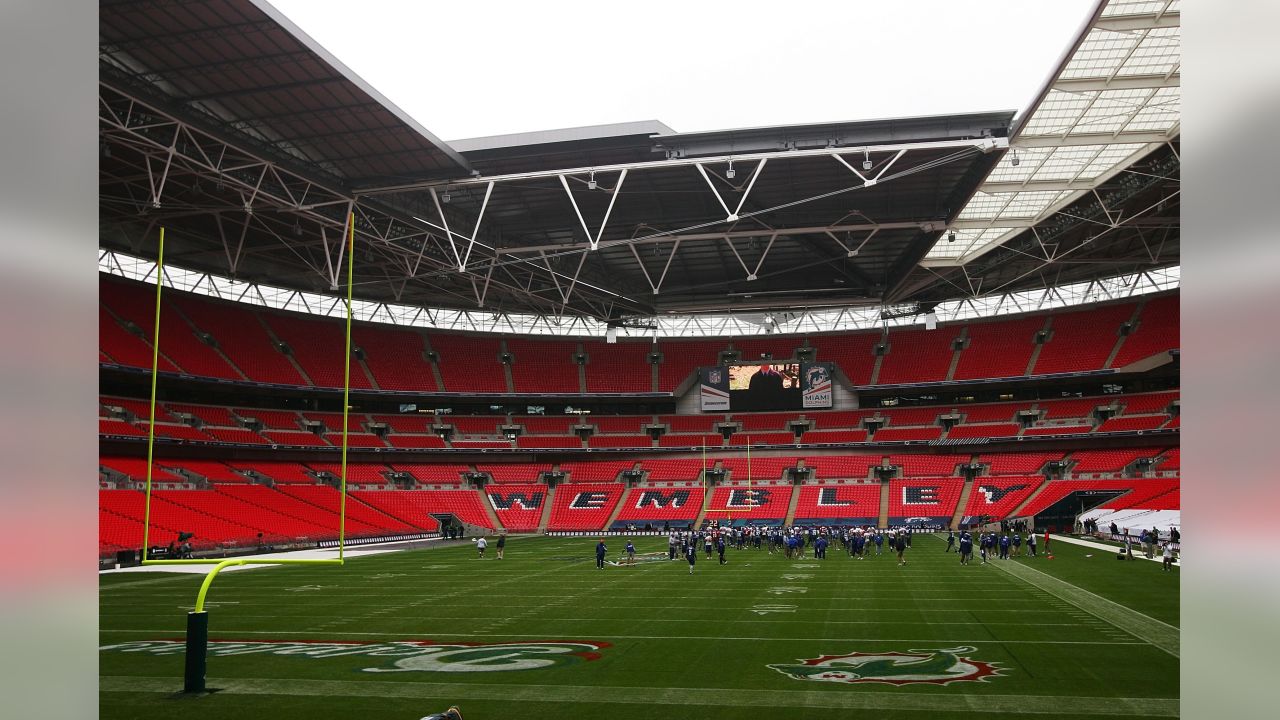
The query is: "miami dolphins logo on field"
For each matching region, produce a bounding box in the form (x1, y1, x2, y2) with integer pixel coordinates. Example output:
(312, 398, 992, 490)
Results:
(768, 646, 1001, 685)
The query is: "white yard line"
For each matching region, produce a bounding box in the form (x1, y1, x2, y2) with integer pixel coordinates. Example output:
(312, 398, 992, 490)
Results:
(989, 558, 1179, 658)
(100, 675, 1178, 716)
(97, 628, 1147, 645)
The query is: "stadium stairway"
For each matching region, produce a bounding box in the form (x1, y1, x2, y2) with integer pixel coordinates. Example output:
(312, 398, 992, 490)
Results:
(479, 486, 505, 531)
(602, 488, 629, 530)
(1008, 476, 1055, 518)
(1023, 317, 1051, 375)
(1104, 303, 1144, 369)
(537, 484, 556, 533)
(783, 483, 802, 526)
(693, 469, 716, 527)
(951, 479, 975, 529)
(255, 315, 315, 386)
(878, 481, 890, 527)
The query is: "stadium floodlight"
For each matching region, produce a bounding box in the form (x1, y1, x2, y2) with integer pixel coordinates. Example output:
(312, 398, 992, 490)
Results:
(948, 230, 956, 243)
(726, 160, 736, 179)
(441, 190, 452, 203)
(862, 150, 873, 171)
(1010, 150, 1020, 167)
(587, 171, 598, 191)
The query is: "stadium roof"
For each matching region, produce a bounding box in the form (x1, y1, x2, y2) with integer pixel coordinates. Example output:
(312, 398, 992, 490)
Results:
(98, 0, 1178, 328)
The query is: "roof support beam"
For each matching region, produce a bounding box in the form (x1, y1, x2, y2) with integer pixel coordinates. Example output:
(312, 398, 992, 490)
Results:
(1052, 73, 1179, 93)
(1014, 130, 1176, 147)
(358, 136, 1004, 194)
(1092, 11, 1179, 32)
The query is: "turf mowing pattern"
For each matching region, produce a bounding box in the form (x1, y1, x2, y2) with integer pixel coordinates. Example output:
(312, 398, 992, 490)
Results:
(100, 533, 1179, 719)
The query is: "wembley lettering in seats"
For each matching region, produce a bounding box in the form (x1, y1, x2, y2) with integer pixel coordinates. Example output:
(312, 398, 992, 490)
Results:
(817, 488, 853, 506)
(903, 486, 940, 505)
(569, 491, 610, 509)
(635, 490, 689, 509)
(726, 488, 770, 508)
(488, 492, 543, 510)
(978, 484, 1028, 503)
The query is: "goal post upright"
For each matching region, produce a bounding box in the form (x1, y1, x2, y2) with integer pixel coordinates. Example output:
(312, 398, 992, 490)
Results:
(133, 222, 352, 693)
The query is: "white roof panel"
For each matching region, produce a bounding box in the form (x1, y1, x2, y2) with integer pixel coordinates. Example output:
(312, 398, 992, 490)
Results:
(926, 0, 1178, 264)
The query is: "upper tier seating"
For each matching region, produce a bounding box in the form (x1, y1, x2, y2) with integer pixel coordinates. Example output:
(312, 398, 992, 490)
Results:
(1069, 448, 1164, 473)
(507, 338, 579, 393)
(946, 423, 1021, 440)
(876, 327, 963, 385)
(1032, 302, 1134, 375)
(169, 292, 307, 385)
(102, 277, 1178, 392)
(1094, 415, 1169, 433)
(890, 454, 967, 476)
(476, 463, 552, 484)
(554, 461, 628, 483)
(430, 333, 506, 393)
(352, 325, 436, 392)
(809, 455, 881, 479)
(979, 452, 1062, 475)
(100, 304, 179, 371)
(656, 340, 724, 391)
(102, 280, 240, 379)
(952, 316, 1044, 380)
(391, 463, 472, 484)
(872, 426, 942, 442)
(807, 333, 878, 385)
(262, 313, 373, 389)
(1111, 295, 1179, 367)
(583, 341, 653, 393)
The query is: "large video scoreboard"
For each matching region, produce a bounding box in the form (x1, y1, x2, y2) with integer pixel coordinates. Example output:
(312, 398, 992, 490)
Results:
(698, 362, 833, 412)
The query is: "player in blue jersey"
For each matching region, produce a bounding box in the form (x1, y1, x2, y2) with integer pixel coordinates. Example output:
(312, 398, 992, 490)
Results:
(595, 538, 607, 569)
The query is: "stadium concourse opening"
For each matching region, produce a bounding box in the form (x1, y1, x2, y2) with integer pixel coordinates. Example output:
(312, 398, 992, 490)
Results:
(99, 0, 1179, 718)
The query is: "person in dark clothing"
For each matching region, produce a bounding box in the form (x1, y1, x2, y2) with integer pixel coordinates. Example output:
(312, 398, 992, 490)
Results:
(716, 536, 727, 565)
(894, 533, 908, 566)
(945, 531, 956, 553)
(685, 540, 697, 574)
(595, 539, 607, 569)
(958, 531, 973, 565)
(496, 533, 506, 560)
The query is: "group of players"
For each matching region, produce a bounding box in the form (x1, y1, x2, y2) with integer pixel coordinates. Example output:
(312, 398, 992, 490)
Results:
(643, 524, 929, 571)
(947, 528, 1047, 565)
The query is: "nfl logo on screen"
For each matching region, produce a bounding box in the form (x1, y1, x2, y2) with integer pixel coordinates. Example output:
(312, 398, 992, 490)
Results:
(708, 369, 722, 384)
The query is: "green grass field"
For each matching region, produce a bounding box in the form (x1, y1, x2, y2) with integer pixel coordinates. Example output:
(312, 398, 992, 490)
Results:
(100, 533, 1179, 719)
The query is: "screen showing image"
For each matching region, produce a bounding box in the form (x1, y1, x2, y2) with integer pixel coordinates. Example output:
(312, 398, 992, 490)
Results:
(728, 363, 801, 411)
(728, 363, 801, 391)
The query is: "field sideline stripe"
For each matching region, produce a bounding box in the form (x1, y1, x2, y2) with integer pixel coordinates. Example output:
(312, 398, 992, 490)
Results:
(96, 614, 1101, 627)
(96, 629, 1146, 645)
(99, 676, 1178, 716)
(987, 552, 1180, 658)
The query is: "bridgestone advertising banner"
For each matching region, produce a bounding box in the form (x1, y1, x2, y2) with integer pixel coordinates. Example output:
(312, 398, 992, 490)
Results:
(698, 367, 730, 411)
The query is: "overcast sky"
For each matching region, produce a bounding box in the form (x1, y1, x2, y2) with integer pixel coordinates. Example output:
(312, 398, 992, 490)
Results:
(268, 0, 1097, 141)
